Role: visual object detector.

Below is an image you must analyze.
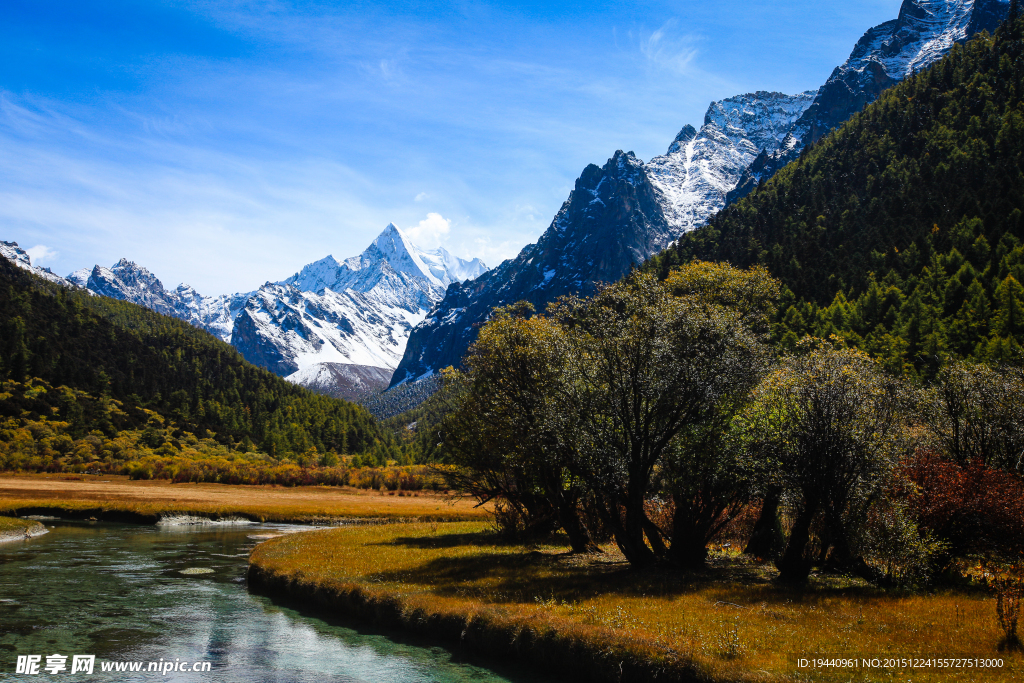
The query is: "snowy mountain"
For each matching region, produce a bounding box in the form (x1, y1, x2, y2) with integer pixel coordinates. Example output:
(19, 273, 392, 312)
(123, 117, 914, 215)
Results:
(729, 0, 1009, 201)
(67, 259, 249, 342)
(29, 224, 486, 398)
(390, 0, 1010, 388)
(225, 223, 487, 385)
(647, 91, 816, 234)
(0, 242, 75, 287)
(392, 150, 671, 385)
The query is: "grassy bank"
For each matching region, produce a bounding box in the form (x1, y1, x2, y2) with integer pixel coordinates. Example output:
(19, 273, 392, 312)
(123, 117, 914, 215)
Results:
(0, 474, 489, 525)
(0, 515, 46, 541)
(248, 522, 1020, 683)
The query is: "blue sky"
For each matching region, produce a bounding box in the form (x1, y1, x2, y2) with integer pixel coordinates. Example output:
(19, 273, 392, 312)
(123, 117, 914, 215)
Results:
(0, 0, 898, 294)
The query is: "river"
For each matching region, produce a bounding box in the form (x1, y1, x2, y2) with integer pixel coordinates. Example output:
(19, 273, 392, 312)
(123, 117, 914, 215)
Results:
(0, 521, 556, 682)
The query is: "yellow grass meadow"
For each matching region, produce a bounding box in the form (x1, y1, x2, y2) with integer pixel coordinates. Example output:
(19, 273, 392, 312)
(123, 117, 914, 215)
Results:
(0, 515, 40, 534)
(0, 474, 489, 523)
(250, 521, 1021, 683)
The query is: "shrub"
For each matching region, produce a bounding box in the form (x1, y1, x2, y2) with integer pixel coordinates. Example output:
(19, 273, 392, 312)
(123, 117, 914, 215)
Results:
(856, 497, 947, 586)
(902, 452, 1024, 566)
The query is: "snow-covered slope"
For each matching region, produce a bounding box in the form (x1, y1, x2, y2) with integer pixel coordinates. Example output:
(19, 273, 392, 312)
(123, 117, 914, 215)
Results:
(230, 281, 426, 376)
(729, 0, 1009, 201)
(391, 0, 1010, 389)
(0, 242, 74, 287)
(232, 223, 487, 380)
(283, 363, 393, 402)
(647, 91, 815, 234)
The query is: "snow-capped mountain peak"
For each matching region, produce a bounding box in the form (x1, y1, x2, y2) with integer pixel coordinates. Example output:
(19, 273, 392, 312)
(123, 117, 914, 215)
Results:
(666, 125, 697, 155)
(285, 255, 345, 294)
(285, 222, 487, 297)
(355, 222, 448, 289)
(647, 90, 816, 234)
(0, 241, 71, 286)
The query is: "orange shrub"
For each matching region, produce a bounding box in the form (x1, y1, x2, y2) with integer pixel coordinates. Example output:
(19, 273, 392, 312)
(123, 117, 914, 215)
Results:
(901, 452, 1024, 560)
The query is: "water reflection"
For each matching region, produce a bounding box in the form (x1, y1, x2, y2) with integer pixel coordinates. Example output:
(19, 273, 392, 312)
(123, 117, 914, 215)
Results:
(0, 522, 553, 682)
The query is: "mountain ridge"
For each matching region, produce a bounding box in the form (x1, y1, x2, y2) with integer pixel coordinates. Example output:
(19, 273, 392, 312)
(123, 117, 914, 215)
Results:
(389, 0, 1010, 388)
(0, 225, 487, 398)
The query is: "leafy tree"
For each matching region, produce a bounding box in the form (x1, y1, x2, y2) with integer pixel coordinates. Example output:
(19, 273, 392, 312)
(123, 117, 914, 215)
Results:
(440, 304, 600, 551)
(741, 344, 907, 583)
(658, 263, 779, 567)
(553, 267, 772, 567)
(918, 361, 1024, 472)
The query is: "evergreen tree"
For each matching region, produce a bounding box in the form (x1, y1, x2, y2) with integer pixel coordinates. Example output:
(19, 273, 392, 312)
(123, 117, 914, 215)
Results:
(993, 275, 1024, 338)
(645, 22, 1024, 375)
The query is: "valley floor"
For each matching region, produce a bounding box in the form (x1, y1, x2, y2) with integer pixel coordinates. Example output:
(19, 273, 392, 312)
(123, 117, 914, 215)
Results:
(0, 474, 488, 524)
(249, 522, 1020, 683)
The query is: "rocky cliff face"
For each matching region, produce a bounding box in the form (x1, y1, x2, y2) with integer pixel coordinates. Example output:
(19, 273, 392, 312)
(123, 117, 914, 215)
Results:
(391, 0, 1011, 388)
(391, 150, 671, 385)
(729, 0, 1009, 202)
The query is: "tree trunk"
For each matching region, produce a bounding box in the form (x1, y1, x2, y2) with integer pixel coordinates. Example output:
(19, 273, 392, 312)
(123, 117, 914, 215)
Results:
(539, 469, 600, 554)
(641, 514, 668, 559)
(744, 489, 784, 558)
(665, 497, 711, 568)
(561, 507, 601, 554)
(620, 487, 657, 568)
(776, 502, 816, 583)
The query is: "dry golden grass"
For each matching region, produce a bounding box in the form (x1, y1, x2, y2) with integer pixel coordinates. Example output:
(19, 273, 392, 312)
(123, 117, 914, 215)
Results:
(0, 474, 488, 523)
(250, 522, 1021, 682)
(0, 515, 39, 534)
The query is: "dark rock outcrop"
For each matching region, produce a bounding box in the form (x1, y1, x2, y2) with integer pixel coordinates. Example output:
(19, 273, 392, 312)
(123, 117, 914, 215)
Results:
(390, 151, 672, 386)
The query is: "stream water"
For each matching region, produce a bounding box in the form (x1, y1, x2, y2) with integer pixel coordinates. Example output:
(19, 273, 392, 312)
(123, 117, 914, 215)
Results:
(0, 521, 555, 682)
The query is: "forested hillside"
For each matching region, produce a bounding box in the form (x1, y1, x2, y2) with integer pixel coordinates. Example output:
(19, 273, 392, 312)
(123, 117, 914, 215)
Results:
(0, 258, 390, 474)
(649, 17, 1024, 376)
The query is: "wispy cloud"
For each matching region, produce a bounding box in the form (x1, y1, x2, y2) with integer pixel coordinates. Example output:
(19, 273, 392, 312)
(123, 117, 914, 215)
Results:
(637, 20, 700, 75)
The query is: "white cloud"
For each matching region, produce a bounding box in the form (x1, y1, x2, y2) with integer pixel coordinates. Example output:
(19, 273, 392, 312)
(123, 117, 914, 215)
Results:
(25, 245, 58, 266)
(638, 20, 699, 75)
(404, 212, 450, 249)
(414, 192, 428, 202)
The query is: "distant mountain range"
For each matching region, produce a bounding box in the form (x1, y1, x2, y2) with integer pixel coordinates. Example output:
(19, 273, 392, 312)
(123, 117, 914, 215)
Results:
(1, 224, 486, 400)
(390, 0, 1009, 387)
(2, 0, 1008, 403)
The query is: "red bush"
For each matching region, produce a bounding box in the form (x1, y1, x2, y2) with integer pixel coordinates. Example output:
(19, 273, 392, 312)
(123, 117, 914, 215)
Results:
(901, 452, 1024, 558)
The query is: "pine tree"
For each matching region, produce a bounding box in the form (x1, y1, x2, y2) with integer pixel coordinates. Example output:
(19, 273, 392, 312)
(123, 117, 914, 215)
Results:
(994, 275, 1024, 337)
